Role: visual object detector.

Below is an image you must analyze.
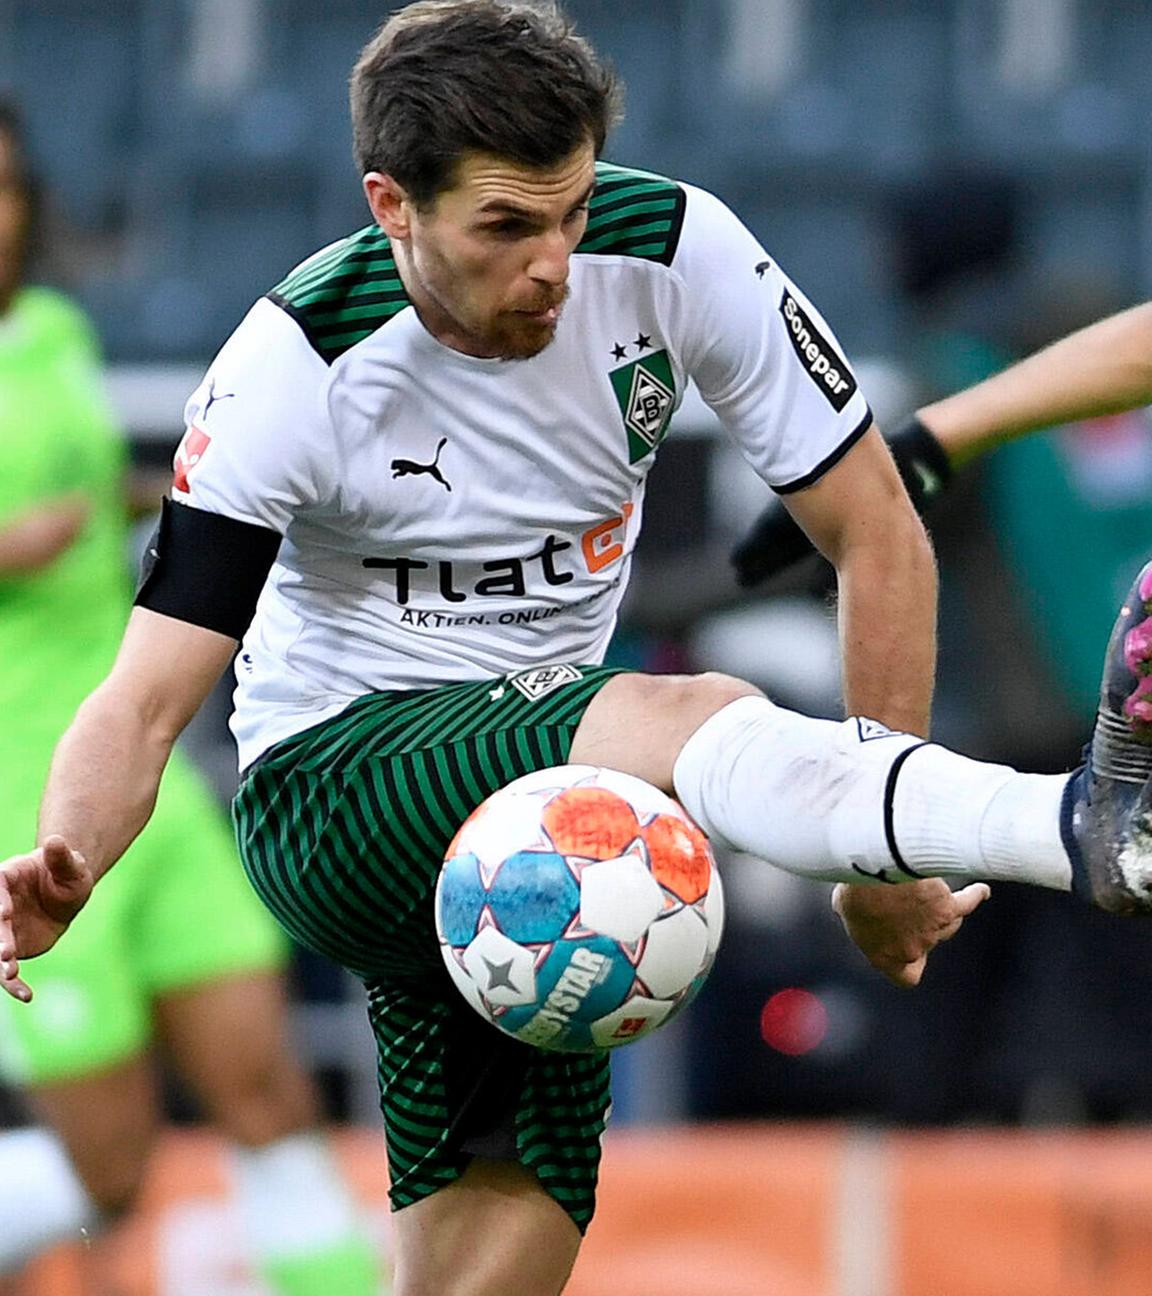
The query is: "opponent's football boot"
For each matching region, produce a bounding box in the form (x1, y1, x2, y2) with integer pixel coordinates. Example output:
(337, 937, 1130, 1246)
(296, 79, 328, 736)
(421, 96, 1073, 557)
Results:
(1062, 560, 1152, 912)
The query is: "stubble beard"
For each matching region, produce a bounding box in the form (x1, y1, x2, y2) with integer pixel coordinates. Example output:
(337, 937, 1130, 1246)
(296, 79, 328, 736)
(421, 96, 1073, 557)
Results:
(492, 286, 570, 361)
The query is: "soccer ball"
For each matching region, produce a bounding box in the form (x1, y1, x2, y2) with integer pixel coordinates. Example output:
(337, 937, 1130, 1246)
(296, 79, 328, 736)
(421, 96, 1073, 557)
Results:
(435, 764, 724, 1052)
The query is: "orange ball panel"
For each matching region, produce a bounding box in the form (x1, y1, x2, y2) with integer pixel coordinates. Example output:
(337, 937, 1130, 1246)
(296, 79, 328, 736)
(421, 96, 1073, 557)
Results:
(542, 787, 640, 859)
(643, 813, 712, 903)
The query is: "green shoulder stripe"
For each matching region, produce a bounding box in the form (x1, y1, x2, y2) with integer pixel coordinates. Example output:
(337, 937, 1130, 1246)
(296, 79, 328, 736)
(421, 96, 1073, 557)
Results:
(578, 162, 686, 267)
(267, 161, 684, 362)
(267, 225, 411, 365)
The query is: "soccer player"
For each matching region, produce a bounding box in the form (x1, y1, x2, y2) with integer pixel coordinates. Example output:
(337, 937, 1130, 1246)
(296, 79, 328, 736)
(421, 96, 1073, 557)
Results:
(730, 300, 1152, 586)
(0, 5, 1150, 1293)
(0, 102, 381, 1293)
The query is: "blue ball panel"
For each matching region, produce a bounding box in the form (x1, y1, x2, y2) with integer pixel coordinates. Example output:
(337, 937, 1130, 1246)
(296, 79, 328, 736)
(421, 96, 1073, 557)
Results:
(486, 850, 581, 944)
(436, 852, 486, 946)
(499, 935, 637, 1051)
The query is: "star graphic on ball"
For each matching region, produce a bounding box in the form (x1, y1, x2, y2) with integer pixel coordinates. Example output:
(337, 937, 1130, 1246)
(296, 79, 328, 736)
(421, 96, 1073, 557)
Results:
(483, 957, 519, 993)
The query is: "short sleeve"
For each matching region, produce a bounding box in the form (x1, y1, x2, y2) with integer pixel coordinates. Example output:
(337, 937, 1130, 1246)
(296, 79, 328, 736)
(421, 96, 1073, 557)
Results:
(172, 297, 334, 532)
(674, 185, 873, 493)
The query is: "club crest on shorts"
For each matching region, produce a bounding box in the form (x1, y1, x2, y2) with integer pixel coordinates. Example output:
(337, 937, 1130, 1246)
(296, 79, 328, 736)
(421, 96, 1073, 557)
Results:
(609, 348, 676, 464)
(509, 664, 585, 700)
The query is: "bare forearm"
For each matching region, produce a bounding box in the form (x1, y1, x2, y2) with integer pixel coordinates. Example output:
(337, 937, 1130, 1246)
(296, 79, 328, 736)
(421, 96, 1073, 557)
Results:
(922, 302, 1152, 467)
(836, 514, 936, 736)
(0, 498, 90, 575)
(834, 514, 945, 980)
(38, 683, 176, 881)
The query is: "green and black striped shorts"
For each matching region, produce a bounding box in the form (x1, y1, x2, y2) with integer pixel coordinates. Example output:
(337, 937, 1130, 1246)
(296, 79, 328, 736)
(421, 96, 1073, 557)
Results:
(233, 664, 625, 1231)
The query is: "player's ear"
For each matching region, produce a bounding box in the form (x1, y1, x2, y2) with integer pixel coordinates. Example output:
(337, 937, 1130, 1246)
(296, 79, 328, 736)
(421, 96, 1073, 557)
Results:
(364, 172, 414, 240)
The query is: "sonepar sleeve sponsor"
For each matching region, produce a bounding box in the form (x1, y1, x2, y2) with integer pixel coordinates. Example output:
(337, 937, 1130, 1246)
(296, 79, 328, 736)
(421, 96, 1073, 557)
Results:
(778, 289, 858, 413)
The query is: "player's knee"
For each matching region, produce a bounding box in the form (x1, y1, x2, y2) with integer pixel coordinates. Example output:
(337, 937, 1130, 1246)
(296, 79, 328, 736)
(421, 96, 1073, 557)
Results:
(636, 669, 762, 731)
(684, 670, 763, 714)
(609, 668, 758, 717)
(573, 670, 761, 790)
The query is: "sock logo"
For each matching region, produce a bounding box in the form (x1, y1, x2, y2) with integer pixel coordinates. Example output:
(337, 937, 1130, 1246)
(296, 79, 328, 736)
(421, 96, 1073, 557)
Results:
(855, 717, 900, 742)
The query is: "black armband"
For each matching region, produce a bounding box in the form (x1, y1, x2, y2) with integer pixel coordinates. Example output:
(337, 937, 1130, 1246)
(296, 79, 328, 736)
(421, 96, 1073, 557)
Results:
(886, 416, 953, 513)
(134, 498, 282, 640)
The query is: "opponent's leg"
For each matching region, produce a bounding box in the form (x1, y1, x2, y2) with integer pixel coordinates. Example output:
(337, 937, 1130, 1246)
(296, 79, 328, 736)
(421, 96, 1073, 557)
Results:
(0, 1055, 158, 1270)
(1060, 560, 1152, 911)
(391, 1158, 579, 1296)
(157, 971, 381, 1296)
(0, 840, 159, 1273)
(138, 749, 383, 1295)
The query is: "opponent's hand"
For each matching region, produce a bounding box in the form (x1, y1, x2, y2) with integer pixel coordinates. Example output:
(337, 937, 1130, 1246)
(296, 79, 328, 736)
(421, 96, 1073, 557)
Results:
(831, 878, 990, 987)
(730, 495, 815, 588)
(0, 836, 92, 1001)
(731, 417, 954, 588)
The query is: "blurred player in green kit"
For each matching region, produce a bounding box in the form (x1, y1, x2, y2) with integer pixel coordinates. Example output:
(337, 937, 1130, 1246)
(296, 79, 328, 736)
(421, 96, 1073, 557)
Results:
(0, 101, 384, 1294)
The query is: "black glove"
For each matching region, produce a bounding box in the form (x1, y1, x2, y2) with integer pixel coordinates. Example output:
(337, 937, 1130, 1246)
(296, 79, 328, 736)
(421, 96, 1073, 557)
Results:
(729, 416, 954, 588)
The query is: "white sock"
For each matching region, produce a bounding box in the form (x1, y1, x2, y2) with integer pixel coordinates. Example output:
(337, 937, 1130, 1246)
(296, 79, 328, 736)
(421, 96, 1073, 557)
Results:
(892, 745, 1070, 889)
(229, 1132, 366, 1263)
(0, 1127, 97, 1272)
(672, 696, 1071, 889)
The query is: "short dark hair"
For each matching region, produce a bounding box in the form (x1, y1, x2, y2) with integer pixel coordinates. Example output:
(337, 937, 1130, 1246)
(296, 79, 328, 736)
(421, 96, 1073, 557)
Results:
(350, 0, 621, 208)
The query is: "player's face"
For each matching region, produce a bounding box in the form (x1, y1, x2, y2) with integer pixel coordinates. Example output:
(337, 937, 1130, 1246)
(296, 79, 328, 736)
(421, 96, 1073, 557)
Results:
(0, 129, 30, 312)
(375, 143, 597, 361)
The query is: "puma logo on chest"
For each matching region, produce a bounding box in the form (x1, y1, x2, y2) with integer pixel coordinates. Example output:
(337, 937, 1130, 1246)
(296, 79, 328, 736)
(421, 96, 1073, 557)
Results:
(391, 437, 452, 492)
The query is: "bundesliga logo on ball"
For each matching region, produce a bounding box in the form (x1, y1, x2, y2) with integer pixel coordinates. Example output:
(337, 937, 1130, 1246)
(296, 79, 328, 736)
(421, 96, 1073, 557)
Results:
(435, 765, 725, 1052)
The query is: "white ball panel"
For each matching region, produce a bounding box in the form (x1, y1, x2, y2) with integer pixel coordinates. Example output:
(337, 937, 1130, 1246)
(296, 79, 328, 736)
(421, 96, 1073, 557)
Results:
(591, 767, 679, 818)
(580, 853, 663, 942)
(504, 764, 600, 796)
(440, 946, 490, 1019)
(637, 906, 709, 998)
(462, 792, 550, 873)
(459, 925, 539, 1007)
(590, 997, 674, 1048)
(703, 869, 726, 957)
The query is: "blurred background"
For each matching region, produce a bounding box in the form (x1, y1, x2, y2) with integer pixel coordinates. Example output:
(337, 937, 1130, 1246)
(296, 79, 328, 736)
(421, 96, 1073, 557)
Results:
(4, 0, 1152, 1292)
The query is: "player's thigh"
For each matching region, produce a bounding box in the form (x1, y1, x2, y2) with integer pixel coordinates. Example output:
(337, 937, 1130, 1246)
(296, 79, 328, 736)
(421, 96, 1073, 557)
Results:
(569, 669, 760, 791)
(234, 666, 627, 984)
(391, 1157, 580, 1296)
(235, 673, 616, 1231)
(30, 1056, 160, 1215)
(155, 969, 316, 1146)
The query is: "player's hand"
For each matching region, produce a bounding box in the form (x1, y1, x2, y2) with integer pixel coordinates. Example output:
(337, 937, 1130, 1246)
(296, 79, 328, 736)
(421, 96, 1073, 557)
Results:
(830, 877, 990, 987)
(0, 836, 92, 1002)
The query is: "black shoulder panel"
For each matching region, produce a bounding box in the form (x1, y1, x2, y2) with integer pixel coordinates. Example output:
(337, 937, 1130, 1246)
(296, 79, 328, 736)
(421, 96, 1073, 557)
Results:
(577, 162, 687, 267)
(267, 226, 412, 365)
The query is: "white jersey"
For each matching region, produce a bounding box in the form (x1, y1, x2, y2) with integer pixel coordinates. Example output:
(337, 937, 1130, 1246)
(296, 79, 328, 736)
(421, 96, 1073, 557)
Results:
(172, 164, 871, 769)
